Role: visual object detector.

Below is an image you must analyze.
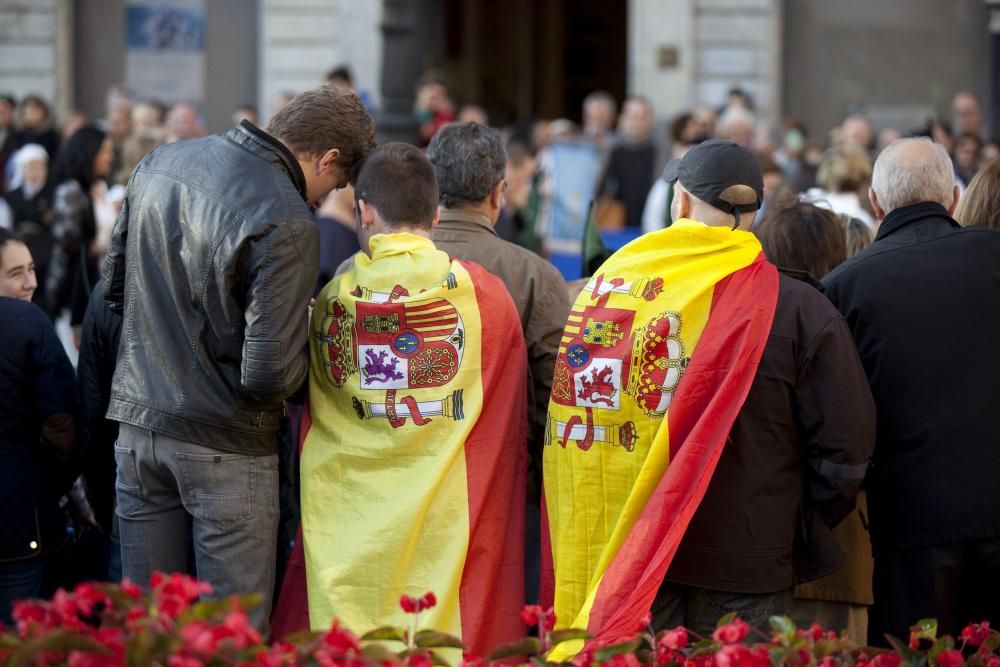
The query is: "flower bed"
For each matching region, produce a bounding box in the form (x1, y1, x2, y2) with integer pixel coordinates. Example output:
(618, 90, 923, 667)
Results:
(2, 575, 997, 667)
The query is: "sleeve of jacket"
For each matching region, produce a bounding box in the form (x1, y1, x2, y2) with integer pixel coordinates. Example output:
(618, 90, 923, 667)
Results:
(101, 186, 130, 313)
(76, 284, 121, 530)
(29, 308, 79, 487)
(525, 264, 573, 453)
(240, 216, 320, 404)
(796, 313, 876, 529)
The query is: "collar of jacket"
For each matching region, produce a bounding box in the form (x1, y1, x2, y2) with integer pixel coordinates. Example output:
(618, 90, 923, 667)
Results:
(229, 120, 308, 203)
(875, 201, 958, 242)
(777, 266, 824, 291)
(436, 208, 497, 236)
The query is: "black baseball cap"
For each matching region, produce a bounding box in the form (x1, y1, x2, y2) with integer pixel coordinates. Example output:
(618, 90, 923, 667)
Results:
(662, 139, 764, 217)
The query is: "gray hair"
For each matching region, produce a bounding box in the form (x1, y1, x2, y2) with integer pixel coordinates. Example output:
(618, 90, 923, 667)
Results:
(426, 122, 506, 208)
(871, 137, 955, 213)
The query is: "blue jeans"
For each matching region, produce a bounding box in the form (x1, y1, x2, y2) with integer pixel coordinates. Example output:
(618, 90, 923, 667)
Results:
(0, 557, 47, 625)
(651, 582, 795, 636)
(114, 425, 280, 632)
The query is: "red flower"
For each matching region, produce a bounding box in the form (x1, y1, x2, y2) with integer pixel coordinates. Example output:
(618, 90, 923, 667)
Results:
(819, 657, 837, 667)
(168, 655, 204, 667)
(713, 618, 751, 645)
(936, 650, 964, 667)
(986, 658, 1000, 667)
(659, 627, 689, 651)
(322, 620, 361, 654)
(459, 652, 485, 667)
(119, 579, 142, 599)
(635, 612, 653, 633)
(408, 652, 433, 667)
(419, 592, 437, 611)
(715, 645, 759, 667)
(961, 621, 992, 647)
(602, 654, 643, 667)
(520, 604, 556, 631)
(869, 653, 902, 667)
(400, 595, 419, 614)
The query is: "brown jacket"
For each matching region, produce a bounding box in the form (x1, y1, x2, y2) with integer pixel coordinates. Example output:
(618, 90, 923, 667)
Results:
(432, 209, 571, 478)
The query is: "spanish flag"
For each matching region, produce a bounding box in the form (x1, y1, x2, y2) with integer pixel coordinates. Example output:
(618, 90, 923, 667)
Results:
(542, 219, 778, 659)
(271, 233, 527, 655)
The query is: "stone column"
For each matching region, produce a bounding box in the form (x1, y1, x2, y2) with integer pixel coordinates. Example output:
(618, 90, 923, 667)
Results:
(377, 0, 420, 144)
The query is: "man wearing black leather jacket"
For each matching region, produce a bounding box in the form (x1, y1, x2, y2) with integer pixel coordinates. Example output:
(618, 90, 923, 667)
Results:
(101, 86, 374, 631)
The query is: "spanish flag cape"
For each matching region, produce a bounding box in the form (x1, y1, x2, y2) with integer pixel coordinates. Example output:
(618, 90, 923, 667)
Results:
(271, 233, 527, 655)
(542, 219, 778, 659)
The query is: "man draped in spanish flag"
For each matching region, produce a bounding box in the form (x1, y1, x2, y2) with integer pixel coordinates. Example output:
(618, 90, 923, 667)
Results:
(543, 140, 780, 660)
(272, 143, 527, 655)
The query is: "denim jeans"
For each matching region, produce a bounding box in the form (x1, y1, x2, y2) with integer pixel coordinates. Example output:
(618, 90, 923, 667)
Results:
(651, 582, 795, 637)
(0, 556, 47, 625)
(114, 424, 279, 632)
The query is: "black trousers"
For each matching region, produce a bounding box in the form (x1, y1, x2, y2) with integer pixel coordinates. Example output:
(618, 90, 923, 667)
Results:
(870, 538, 1000, 646)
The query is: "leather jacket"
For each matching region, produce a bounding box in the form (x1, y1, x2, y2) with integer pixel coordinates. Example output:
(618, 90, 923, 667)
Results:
(102, 121, 319, 454)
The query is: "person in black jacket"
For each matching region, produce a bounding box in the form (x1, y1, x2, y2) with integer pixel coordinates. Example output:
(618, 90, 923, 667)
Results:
(101, 85, 374, 632)
(823, 137, 1000, 644)
(0, 284, 76, 622)
(650, 142, 876, 636)
(76, 283, 123, 580)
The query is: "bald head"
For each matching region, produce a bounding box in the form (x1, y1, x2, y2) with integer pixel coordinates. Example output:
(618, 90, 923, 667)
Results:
(870, 137, 958, 219)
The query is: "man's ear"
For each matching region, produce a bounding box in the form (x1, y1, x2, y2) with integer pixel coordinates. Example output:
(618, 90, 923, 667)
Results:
(489, 180, 504, 209)
(869, 188, 886, 221)
(319, 148, 341, 174)
(357, 198, 375, 230)
(947, 184, 960, 217)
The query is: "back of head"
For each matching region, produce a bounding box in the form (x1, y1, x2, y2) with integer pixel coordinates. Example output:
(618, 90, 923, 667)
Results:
(355, 142, 439, 229)
(871, 137, 955, 214)
(267, 84, 376, 184)
(52, 125, 106, 189)
(426, 122, 506, 208)
(817, 147, 872, 193)
(839, 214, 874, 258)
(955, 158, 1000, 230)
(756, 200, 846, 278)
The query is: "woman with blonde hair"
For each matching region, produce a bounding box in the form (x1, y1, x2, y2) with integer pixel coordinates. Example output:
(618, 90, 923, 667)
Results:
(955, 158, 1000, 229)
(806, 148, 876, 229)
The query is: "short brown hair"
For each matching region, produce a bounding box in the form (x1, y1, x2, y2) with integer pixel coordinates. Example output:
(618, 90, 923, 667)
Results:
(267, 85, 375, 183)
(756, 200, 846, 279)
(355, 143, 439, 229)
(956, 158, 1000, 229)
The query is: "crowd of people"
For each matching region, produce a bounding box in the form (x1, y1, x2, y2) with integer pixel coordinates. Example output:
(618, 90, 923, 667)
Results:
(2, 68, 1000, 658)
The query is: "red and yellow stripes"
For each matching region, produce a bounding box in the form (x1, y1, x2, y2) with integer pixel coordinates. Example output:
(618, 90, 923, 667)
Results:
(542, 220, 778, 659)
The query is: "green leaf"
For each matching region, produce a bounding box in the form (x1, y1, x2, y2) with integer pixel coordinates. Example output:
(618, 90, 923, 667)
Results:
(400, 648, 452, 667)
(362, 643, 402, 662)
(487, 637, 543, 661)
(0, 634, 21, 650)
(928, 636, 955, 662)
(910, 619, 939, 643)
(414, 630, 465, 650)
(549, 629, 593, 645)
(814, 638, 852, 658)
(593, 641, 639, 664)
(361, 626, 408, 643)
(769, 616, 798, 642)
(716, 612, 738, 629)
(7, 632, 110, 667)
(981, 632, 1000, 654)
(278, 629, 325, 645)
(690, 638, 721, 657)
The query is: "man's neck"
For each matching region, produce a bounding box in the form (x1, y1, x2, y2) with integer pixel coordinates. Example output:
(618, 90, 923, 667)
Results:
(443, 204, 496, 225)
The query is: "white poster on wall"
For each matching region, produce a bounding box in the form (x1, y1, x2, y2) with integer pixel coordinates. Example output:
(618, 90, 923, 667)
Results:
(125, 0, 205, 105)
